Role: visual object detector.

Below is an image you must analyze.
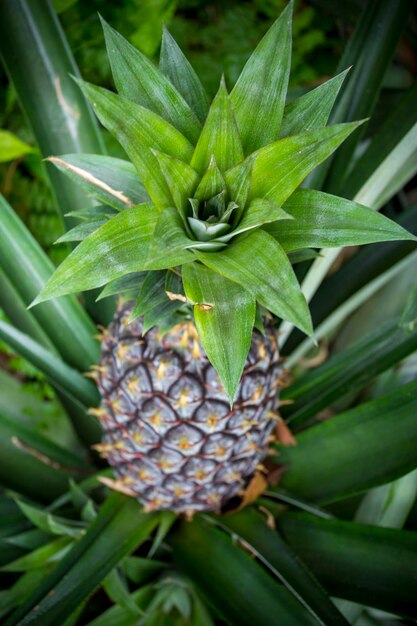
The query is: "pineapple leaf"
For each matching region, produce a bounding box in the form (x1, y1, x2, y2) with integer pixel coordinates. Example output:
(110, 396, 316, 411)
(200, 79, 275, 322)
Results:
(282, 297, 417, 429)
(152, 150, 199, 219)
(169, 517, 318, 626)
(142, 299, 183, 334)
(131, 271, 169, 319)
(222, 509, 350, 626)
(0, 320, 100, 409)
(266, 189, 417, 250)
(224, 156, 255, 219)
(279, 513, 417, 618)
(276, 380, 417, 503)
(194, 156, 226, 201)
(145, 207, 195, 270)
(101, 17, 201, 144)
(218, 198, 293, 242)
(65, 205, 117, 221)
(191, 77, 244, 174)
(49, 154, 149, 211)
(249, 121, 365, 205)
(194, 229, 313, 337)
(183, 263, 255, 403)
(6, 494, 159, 626)
(159, 27, 210, 124)
(280, 69, 350, 138)
(96, 273, 147, 302)
(55, 220, 107, 244)
(1, 536, 72, 573)
(76, 80, 194, 207)
(230, 1, 292, 154)
(33, 204, 158, 302)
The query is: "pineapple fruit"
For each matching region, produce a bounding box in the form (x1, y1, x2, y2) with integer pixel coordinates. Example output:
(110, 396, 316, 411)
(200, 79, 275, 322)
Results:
(34, 2, 415, 513)
(95, 303, 281, 512)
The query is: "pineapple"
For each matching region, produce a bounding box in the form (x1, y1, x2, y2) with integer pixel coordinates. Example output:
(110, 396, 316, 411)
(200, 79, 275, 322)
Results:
(94, 303, 281, 512)
(33, 2, 415, 514)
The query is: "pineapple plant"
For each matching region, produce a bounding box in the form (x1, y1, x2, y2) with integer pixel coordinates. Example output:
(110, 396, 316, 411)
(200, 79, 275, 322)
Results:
(28, 2, 415, 515)
(0, 0, 417, 624)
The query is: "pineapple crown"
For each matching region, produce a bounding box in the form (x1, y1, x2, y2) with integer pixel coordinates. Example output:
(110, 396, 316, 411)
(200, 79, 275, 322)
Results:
(33, 1, 416, 402)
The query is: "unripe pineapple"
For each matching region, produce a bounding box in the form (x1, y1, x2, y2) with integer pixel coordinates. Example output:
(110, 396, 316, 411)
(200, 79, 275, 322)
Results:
(34, 2, 414, 514)
(94, 303, 281, 512)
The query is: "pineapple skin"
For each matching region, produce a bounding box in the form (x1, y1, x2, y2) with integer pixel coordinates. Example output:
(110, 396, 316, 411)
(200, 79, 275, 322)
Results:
(95, 303, 282, 513)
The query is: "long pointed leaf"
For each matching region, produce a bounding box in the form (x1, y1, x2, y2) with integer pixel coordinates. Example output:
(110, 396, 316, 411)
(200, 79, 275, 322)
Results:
(0, 321, 99, 410)
(145, 207, 195, 270)
(194, 229, 312, 336)
(183, 263, 255, 402)
(0, 194, 99, 370)
(159, 27, 209, 124)
(153, 151, 199, 216)
(230, 2, 292, 153)
(5, 494, 159, 626)
(191, 78, 243, 174)
(34, 204, 158, 302)
(279, 513, 417, 618)
(78, 81, 193, 207)
(169, 517, 318, 626)
(101, 18, 200, 144)
(266, 189, 416, 250)
(0, 411, 91, 502)
(274, 380, 417, 503)
(222, 509, 349, 626)
(280, 70, 349, 138)
(49, 154, 149, 210)
(249, 122, 363, 205)
(282, 303, 417, 429)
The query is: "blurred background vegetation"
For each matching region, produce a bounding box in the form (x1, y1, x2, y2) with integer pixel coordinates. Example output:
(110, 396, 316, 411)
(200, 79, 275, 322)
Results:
(0, 0, 416, 442)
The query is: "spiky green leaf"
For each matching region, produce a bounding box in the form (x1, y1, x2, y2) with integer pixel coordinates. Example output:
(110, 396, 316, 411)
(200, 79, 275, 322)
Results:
(77, 80, 193, 207)
(55, 220, 106, 244)
(101, 17, 201, 143)
(275, 380, 417, 502)
(191, 78, 243, 174)
(183, 263, 255, 402)
(230, 2, 292, 153)
(249, 121, 363, 205)
(146, 207, 195, 270)
(194, 229, 312, 336)
(33, 204, 158, 302)
(280, 70, 349, 138)
(49, 154, 149, 210)
(194, 156, 226, 200)
(153, 151, 199, 218)
(265, 189, 417, 250)
(159, 27, 210, 124)
(219, 198, 292, 241)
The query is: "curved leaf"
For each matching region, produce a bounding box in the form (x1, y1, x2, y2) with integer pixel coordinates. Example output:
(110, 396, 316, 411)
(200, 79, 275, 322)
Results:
(169, 516, 318, 626)
(49, 154, 149, 210)
(221, 509, 349, 626)
(191, 78, 243, 174)
(280, 70, 349, 138)
(249, 121, 363, 206)
(5, 494, 159, 626)
(274, 380, 417, 502)
(279, 513, 417, 618)
(0, 194, 99, 370)
(34, 204, 158, 302)
(78, 80, 193, 207)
